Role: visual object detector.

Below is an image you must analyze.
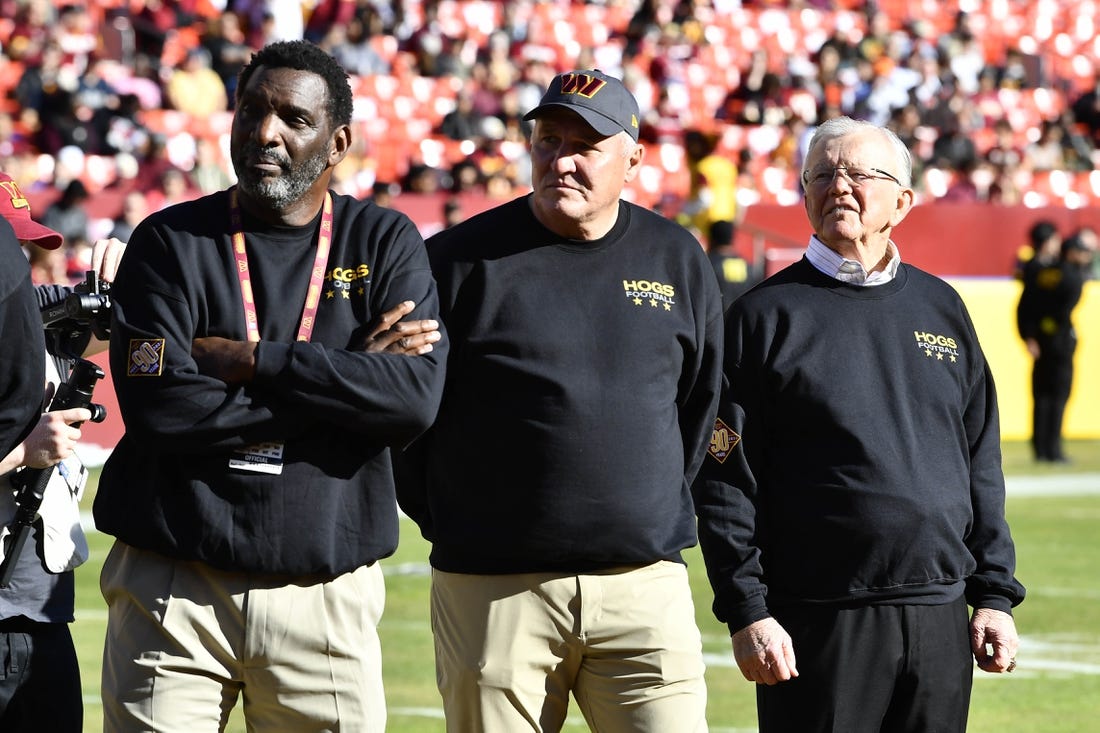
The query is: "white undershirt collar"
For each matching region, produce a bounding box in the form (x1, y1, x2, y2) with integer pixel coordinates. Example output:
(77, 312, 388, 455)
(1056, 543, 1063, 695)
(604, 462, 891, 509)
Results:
(805, 235, 901, 286)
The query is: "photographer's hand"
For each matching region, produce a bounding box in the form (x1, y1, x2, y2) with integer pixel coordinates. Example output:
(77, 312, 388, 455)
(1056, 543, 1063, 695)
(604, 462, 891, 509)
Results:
(90, 237, 127, 283)
(191, 337, 257, 385)
(354, 300, 441, 355)
(0, 408, 90, 473)
(79, 237, 129, 357)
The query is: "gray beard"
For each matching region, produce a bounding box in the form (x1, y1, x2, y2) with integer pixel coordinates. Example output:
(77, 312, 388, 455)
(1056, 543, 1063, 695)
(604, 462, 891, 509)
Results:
(233, 148, 329, 210)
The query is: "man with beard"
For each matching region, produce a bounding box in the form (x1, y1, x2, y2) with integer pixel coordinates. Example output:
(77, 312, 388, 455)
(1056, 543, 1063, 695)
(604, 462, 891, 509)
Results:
(93, 40, 446, 732)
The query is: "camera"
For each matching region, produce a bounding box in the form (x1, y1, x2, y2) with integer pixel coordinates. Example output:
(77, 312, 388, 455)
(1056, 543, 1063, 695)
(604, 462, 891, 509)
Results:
(42, 270, 112, 361)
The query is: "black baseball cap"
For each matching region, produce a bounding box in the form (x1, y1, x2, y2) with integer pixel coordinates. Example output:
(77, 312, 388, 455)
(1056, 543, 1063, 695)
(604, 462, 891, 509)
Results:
(523, 69, 640, 141)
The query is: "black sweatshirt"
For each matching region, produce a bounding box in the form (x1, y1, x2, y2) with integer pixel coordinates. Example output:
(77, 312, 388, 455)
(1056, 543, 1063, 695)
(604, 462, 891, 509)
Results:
(396, 196, 724, 574)
(94, 190, 447, 576)
(693, 258, 1025, 633)
(0, 220, 44, 459)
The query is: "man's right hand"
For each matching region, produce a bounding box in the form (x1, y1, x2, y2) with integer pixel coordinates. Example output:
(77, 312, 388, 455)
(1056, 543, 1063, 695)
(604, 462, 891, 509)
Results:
(354, 300, 441, 355)
(732, 617, 798, 685)
(17, 408, 90, 469)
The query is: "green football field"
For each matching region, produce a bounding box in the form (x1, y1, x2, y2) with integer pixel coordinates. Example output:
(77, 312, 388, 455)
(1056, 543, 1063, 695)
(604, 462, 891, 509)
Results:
(71, 440, 1100, 732)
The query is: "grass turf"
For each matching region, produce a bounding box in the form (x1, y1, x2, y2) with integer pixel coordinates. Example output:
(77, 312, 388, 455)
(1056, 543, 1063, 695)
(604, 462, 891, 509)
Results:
(72, 439, 1100, 732)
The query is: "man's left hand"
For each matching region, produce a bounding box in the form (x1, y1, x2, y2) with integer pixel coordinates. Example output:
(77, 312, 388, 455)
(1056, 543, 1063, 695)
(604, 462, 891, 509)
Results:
(90, 237, 127, 283)
(970, 607, 1019, 673)
(354, 300, 441, 355)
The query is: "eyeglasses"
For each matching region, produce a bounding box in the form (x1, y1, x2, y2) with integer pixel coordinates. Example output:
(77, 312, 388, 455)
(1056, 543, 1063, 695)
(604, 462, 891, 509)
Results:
(802, 166, 902, 188)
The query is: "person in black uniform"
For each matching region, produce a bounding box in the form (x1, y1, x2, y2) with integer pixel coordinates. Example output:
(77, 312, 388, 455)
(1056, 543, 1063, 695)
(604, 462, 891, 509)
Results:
(1017, 222, 1092, 463)
(707, 227, 763, 312)
(0, 222, 44, 463)
(0, 189, 68, 733)
(396, 69, 723, 732)
(693, 116, 1024, 732)
(0, 173, 128, 732)
(93, 40, 446, 732)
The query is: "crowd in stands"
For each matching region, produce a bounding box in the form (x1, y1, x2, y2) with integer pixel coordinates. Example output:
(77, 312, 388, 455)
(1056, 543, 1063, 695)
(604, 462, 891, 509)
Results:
(3, 0, 1100, 284)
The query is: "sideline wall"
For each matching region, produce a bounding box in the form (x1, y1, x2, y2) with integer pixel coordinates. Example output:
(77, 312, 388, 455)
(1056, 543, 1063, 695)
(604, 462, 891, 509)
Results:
(954, 279, 1099, 442)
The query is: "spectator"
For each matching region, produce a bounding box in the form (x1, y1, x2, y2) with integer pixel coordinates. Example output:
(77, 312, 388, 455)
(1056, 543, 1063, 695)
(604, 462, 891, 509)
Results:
(303, 0, 358, 45)
(190, 136, 233, 195)
(938, 11, 986, 95)
(319, 19, 390, 77)
(128, 0, 182, 72)
(442, 196, 463, 228)
(1023, 119, 1067, 172)
(53, 4, 97, 75)
(403, 163, 442, 194)
(368, 180, 395, 208)
(164, 47, 229, 119)
(448, 158, 482, 194)
(200, 11, 254, 103)
(403, 0, 462, 78)
(13, 43, 72, 156)
(5, 0, 55, 65)
(26, 241, 68, 285)
(437, 88, 486, 142)
(144, 167, 200, 211)
(985, 118, 1026, 170)
(1071, 79, 1100, 150)
(68, 60, 122, 155)
(929, 119, 979, 173)
(939, 157, 981, 203)
(107, 190, 149, 243)
(680, 129, 739, 250)
(41, 179, 90, 246)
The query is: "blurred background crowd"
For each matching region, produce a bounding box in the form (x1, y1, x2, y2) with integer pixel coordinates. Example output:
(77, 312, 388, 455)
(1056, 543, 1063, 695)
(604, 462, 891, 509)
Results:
(3, 0, 1100, 286)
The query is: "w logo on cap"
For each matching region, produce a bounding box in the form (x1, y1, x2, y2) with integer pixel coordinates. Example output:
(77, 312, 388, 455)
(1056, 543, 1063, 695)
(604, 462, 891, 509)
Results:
(559, 73, 607, 99)
(0, 180, 31, 211)
(0, 171, 64, 249)
(525, 69, 641, 141)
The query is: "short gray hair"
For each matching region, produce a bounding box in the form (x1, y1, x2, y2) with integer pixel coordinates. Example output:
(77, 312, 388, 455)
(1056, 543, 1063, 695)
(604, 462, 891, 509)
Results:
(802, 116, 913, 187)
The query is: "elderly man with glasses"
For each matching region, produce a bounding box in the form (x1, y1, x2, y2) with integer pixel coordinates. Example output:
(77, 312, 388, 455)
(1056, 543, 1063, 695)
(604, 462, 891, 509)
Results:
(692, 116, 1024, 732)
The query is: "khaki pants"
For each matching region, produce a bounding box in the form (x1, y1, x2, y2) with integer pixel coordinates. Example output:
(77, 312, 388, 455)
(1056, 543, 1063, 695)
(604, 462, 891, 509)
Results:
(431, 561, 708, 733)
(100, 541, 386, 733)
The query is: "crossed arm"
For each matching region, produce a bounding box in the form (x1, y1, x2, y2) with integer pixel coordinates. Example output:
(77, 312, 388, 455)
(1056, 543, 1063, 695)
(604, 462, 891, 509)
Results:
(191, 299, 441, 384)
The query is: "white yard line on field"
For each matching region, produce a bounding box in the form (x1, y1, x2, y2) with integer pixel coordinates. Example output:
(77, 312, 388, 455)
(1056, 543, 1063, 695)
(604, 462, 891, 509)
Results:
(1006, 473, 1100, 496)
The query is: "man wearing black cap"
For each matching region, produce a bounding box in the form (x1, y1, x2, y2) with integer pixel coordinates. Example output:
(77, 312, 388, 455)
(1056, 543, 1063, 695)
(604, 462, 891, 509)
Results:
(396, 70, 722, 731)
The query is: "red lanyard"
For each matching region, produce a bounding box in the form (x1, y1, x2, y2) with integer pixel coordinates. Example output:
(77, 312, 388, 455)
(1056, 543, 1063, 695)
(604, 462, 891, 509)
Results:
(229, 188, 333, 343)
